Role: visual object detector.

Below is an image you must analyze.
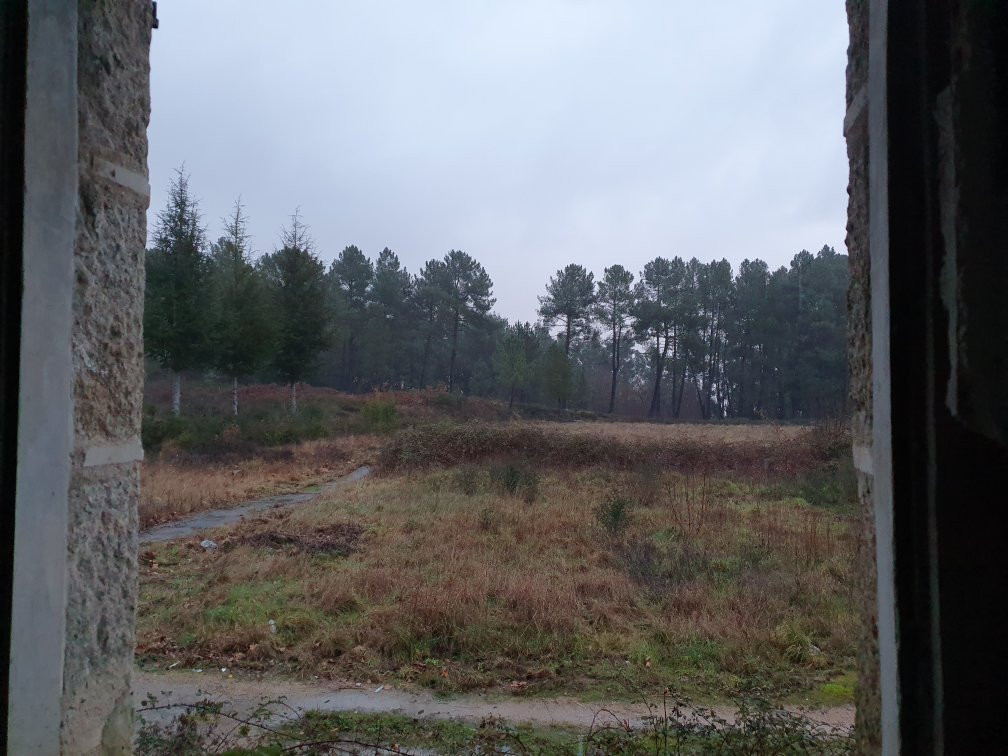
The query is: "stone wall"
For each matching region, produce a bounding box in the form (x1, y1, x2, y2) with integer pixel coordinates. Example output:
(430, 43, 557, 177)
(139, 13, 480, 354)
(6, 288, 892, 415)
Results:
(844, 1, 880, 753)
(61, 2, 151, 752)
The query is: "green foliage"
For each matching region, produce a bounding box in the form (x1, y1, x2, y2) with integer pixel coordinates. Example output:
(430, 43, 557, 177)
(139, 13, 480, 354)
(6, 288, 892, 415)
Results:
(207, 200, 274, 389)
(632, 255, 693, 418)
(440, 249, 496, 392)
(358, 398, 398, 432)
(141, 403, 330, 454)
(794, 458, 857, 511)
(259, 212, 331, 388)
(541, 343, 573, 408)
(596, 496, 632, 536)
(493, 322, 532, 407)
(136, 693, 854, 755)
(765, 456, 857, 512)
(144, 167, 211, 374)
(538, 263, 596, 356)
(143, 170, 849, 419)
(453, 463, 482, 495)
(490, 461, 539, 502)
(596, 264, 636, 412)
(620, 535, 710, 591)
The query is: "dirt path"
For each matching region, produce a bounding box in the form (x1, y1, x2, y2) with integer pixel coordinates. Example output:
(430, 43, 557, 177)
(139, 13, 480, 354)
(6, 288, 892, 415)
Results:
(134, 669, 854, 733)
(139, 465, 371, 544)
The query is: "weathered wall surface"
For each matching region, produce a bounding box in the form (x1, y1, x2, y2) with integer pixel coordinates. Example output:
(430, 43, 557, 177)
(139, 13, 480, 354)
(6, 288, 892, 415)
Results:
(844, 1, 880, 753)
(61, 2, 151, 752)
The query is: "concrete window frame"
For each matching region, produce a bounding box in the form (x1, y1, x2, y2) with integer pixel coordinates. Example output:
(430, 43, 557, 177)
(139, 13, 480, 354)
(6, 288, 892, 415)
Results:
(4, 0, 1008, 752)
(4, 1, 78, 752)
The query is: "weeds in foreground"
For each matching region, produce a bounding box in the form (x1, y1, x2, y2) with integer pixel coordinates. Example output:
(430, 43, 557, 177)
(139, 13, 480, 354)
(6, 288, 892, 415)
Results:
(136, 687, 853, 755)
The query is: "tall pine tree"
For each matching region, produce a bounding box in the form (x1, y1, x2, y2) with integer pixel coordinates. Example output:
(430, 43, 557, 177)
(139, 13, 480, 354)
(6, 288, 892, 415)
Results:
(328, 245, 373, 389)
(440, 250, 494, 393)
(594, 264, 635, 413)
(145, 167, 210, 415)
(208, 199, 274, 415)
(538, 263, 596, 357)
(259, 211, 330, 413)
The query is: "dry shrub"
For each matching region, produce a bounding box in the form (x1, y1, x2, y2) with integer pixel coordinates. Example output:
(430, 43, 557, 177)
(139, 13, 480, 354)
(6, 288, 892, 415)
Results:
(378, 421, 828, 478)
(305, 574, 361, 614)
(236, 522, 364, 557)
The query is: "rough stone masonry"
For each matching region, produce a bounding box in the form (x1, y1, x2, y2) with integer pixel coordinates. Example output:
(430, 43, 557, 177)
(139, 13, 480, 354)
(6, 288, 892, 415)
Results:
(844, 1, 880, 753)
(60, 2, 150, 752)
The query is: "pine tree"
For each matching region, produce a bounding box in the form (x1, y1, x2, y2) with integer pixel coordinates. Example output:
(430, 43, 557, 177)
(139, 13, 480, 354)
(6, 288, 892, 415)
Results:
(542, 342, 573, 409)
(439, 250, 495, 393)
(494, 322, 533, 408)
(259, 210, 330, 413)
(328, 245, 373, 389)
(594, 264, 635, 413)
(538, 264, 596, 358)
(632, 257, 685, 418)
(144, 167, 210, 415)
(208, 199, 274, 415)
(369, 248, 413, 388)
(414, 259, 448, 388)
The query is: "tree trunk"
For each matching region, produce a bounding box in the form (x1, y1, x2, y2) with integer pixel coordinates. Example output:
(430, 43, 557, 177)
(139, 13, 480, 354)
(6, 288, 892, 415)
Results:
(448, 312, 460, 392)
(676, 370, 687, 418)
(420, 331, 431, 388)
(667, 329, 678, 418)
(171, 371, 182, 416)
(608, 326, 619, 414)
(738, 349, 748, 419)
(290, 381, 298, 415)
(564, 317, 572, 357)
(649, 334, 669, 418)
(346, 334, 356, 390)
(509, 384, 515, 409)
(232, 376, 239, 417)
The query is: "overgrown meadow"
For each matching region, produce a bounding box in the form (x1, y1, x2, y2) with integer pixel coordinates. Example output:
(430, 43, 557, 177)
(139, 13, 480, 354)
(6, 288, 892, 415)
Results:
(138, 388, 857, 709)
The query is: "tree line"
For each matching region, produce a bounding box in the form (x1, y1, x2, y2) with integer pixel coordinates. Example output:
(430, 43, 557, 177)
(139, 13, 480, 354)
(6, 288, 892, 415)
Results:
(146, 169, 848, 420)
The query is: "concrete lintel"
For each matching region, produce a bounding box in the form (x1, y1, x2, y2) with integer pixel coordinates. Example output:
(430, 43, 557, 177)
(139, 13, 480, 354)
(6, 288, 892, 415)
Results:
(90, 156, 150, 200)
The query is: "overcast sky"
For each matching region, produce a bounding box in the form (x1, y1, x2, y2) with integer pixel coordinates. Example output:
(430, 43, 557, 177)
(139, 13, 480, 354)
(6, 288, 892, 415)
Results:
(148, 2, 848, 322)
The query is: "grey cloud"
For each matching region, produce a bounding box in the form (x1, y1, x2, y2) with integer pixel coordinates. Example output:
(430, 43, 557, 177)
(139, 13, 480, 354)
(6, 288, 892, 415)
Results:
(148, 1, 848, 321)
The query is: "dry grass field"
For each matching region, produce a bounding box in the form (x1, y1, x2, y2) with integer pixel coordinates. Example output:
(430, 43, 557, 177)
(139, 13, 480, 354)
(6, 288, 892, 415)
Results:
(534, 420, 810, 443)
(137, 419, 857, 707)
(140, 436, 380, 528)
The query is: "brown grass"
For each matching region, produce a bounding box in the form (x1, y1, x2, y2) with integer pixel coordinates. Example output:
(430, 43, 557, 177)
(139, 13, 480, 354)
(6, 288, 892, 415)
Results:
(378, 421, 834, 481)
(534, 419, 810, 443)
(139, 436, 380, 529)
(137, 459, 856, 702)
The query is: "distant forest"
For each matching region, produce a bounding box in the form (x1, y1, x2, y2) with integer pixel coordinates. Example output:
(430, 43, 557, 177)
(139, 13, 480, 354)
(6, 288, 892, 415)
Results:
(145, 170, 848, 420)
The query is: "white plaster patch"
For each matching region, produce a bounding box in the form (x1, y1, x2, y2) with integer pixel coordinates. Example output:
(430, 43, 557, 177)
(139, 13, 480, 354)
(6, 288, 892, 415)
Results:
(844, 84, 868, 137)
(91, 157, 150, 199)
(853, 443, 873, 476)
(83, 438, 144, 467)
